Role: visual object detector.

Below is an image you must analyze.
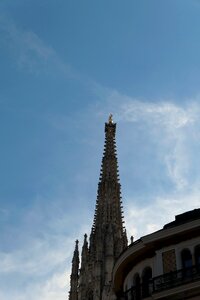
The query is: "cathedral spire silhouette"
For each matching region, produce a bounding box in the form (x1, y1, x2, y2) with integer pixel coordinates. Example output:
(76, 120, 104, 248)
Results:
(69, 240, 79, 300)
(69, 116, 127, 300)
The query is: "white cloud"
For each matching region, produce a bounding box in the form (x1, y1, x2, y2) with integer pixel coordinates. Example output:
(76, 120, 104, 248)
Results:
(91, 88, 200, 242)
(106, 93, 200, 190)
(0, 236, 70, 274)
(0, 199, 91, 300)
(0, 29, 199, 298)
(119, 100, 195, 130)
(2, 92, 198, 299)
(37, 270, 69, 300)
(0, 269, 69, 300)
(0, 15, 54, 71)
(115, 97, 200, 242)
(0, 15, 77, 78)
(126, 187, 200, 241)
(0, 233, 73, 300)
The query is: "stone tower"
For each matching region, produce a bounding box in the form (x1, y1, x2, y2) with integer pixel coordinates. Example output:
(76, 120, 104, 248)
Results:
(69, 115, 127, 300)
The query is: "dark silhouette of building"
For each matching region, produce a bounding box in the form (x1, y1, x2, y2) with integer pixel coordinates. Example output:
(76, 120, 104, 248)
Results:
(69, 116, 127, 300)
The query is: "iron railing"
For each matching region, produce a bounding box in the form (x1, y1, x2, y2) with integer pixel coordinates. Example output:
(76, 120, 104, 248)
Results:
(123, 265, 200, 300)
(153, 265, 200, 292)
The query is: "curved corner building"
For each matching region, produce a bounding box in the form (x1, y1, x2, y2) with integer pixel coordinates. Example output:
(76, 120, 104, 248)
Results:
(113, 209, 200, 300)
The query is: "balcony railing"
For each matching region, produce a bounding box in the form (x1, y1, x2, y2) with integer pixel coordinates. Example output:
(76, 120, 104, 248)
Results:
(153, 264, 200, 292)
(123, 265, 200, 300)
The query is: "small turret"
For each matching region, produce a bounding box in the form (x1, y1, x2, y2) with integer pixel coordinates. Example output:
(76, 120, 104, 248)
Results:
(69, 240, 79, 300)
(81, 234, 88, 265)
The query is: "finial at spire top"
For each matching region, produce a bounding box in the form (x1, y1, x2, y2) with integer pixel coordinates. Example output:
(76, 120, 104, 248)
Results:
(108, 113, 113, 124)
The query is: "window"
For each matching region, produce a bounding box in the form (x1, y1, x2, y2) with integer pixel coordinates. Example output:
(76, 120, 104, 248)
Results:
(181, 249, 193, 278)
(195, 245, 200, 267)
(142, 267, 152, 298)
(181, 249, 192, 269)
(133, 273, 141, 300)
(162, 249, 177, 273)
(124, 284, 128, 300)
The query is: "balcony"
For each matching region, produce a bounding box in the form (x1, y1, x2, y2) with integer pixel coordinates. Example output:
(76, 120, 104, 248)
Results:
(123, 265, 200, 300)
(153, 265, 200, 292)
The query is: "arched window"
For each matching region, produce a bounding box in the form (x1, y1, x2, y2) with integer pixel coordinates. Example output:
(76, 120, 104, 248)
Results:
(142, 267, 152, 298)
(195, 245, 200, 275)
(181, 249, 192, 269)
(181, 249, 193, 278)
(124, 284, 128, 300)
(195, 245, 200, 266)
(133, 273, 141, 300)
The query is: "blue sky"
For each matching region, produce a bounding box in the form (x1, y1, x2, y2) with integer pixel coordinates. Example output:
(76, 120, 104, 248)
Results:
(1, 0, 200, 299)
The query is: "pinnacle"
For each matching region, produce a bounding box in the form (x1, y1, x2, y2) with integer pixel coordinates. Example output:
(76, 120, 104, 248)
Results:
(108, 113, 113, 124)
(69, 119, 127, 300)
(91, 119, 127, 237)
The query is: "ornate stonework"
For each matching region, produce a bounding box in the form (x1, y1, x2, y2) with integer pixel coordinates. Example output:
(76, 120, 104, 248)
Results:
(69, 119, 127, 300)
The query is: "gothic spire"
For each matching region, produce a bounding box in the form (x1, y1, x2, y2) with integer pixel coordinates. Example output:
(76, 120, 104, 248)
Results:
(71, 116, 128, 300)
(91, 115, 126, 244)
(81, 234, 88, 266)
(69, 240, 79, 300)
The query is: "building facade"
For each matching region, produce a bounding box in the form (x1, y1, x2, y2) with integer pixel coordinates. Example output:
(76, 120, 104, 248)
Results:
(113, 209, 200, 300)
(69, 118, 200, 300)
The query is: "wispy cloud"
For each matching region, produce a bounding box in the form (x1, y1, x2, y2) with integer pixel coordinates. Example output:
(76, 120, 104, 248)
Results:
(118, 98, 199, 190)
(126, 186, 200, 241)
(0, 269, 68, 300)
(1, 14, 200, 298)
(95, 89, 200, 190)
(85, 87, 200, 241)
(0, 236, 71, 274)
(119, 100, 195, 129)
(0, 15, 53, 71)
(0, 192, 92, 300)
(0, 14, 78, 79)
(0, 228, 75, 300)
(1, 90, 200, 299)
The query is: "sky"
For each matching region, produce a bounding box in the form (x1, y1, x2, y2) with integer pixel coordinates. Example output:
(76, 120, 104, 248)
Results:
(1, 0, 200, 299)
